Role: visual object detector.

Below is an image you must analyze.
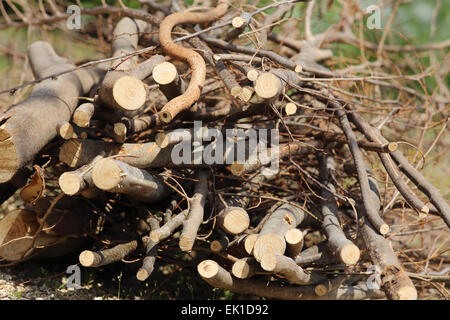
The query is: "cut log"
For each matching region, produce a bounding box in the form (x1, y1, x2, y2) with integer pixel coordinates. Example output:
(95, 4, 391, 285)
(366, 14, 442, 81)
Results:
(73, 103, 95, 128)
(0, 41, 103, 183)
(231, 257, 261, 279)
(59, 139, 173, 169)
(215, 206, 250, 235)
(254, 72, 283, 100)
(152, 61, 187, 100)
(253, 203, 308, 261)
(284, 228, 304, 258)
(91, 158, 167, 202)
(261, 253, 325, 285)
(58, 156, 102, 195)
(319, 154, 361, 265)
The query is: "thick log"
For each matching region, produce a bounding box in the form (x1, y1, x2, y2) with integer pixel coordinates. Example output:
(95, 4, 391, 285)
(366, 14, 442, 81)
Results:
(253, 203, 308, 262)
(59, 139, 173, 169)
(0, 41, 103, 183)
(231, 257, 261, 279)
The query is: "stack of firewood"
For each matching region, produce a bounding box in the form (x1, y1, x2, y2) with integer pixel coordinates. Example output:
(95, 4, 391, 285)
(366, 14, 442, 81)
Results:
(0, 0, 448, 300)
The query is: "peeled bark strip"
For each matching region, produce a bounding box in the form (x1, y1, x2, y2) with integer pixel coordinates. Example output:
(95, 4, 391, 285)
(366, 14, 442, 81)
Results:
(79, 237, 147, 268)
(0, 41, 103, 183)
(58, 156, 102, 196)
(215, 206, 250, 235)
(198, 260, 384, 300)
(59, 139, 173, 169)
(319, 154, 360, 265)
(157, 0, 229, 123)
(232, 257, 261, 279)
(253, 203, 308, 262)
(91, 158, 167, 202)
(152, 61, 187, 101)
(261, 253, 325, 285)
(179, 170, 209, 252)
(150, 209, 189, 242)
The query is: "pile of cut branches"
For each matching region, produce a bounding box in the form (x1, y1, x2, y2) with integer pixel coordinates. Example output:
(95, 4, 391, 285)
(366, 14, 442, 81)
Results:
(0, 0, 449, 300)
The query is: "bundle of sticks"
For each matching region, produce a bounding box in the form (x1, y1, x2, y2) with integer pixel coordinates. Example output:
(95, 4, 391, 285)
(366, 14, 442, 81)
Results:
(0, 0, 449, 300)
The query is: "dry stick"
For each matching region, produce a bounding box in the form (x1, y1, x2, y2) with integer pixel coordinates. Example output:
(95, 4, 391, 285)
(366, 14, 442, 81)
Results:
(152, 61, 187, 101)
(0, 41, 104, 183)
(187, 33, 242, 98)
(97, 17, 154, 112)
(91, 158, 167, 202)
(150, 209, 189, 242)
(314, 275, 348, 296)
(58, 156, 103, 196)
(73, 103, 95, 128)
(284, 228, 303, 258)
(259, 2, 295, 49)
(230, 140, 317, 177)
(137, 218, 160, 281)
(224, 13, 252, 42)
(261, 253, 326, 285)
(348, 111, 449, 224)
(358, 169, 418, 300)
(198, 260, 385, 300)
(322, 93, 389, 235)
(215, 207, 250, 235)
(231, 257, 261, 279)
(253, 203, 309, 262)
(157, 0, 229, 123)
(59, 139, 173, 169)
(294, 242, 338, 266)
(179, 170, 209, 252)
(80, 237, 147, 268)
(318, 153, 360, 265)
